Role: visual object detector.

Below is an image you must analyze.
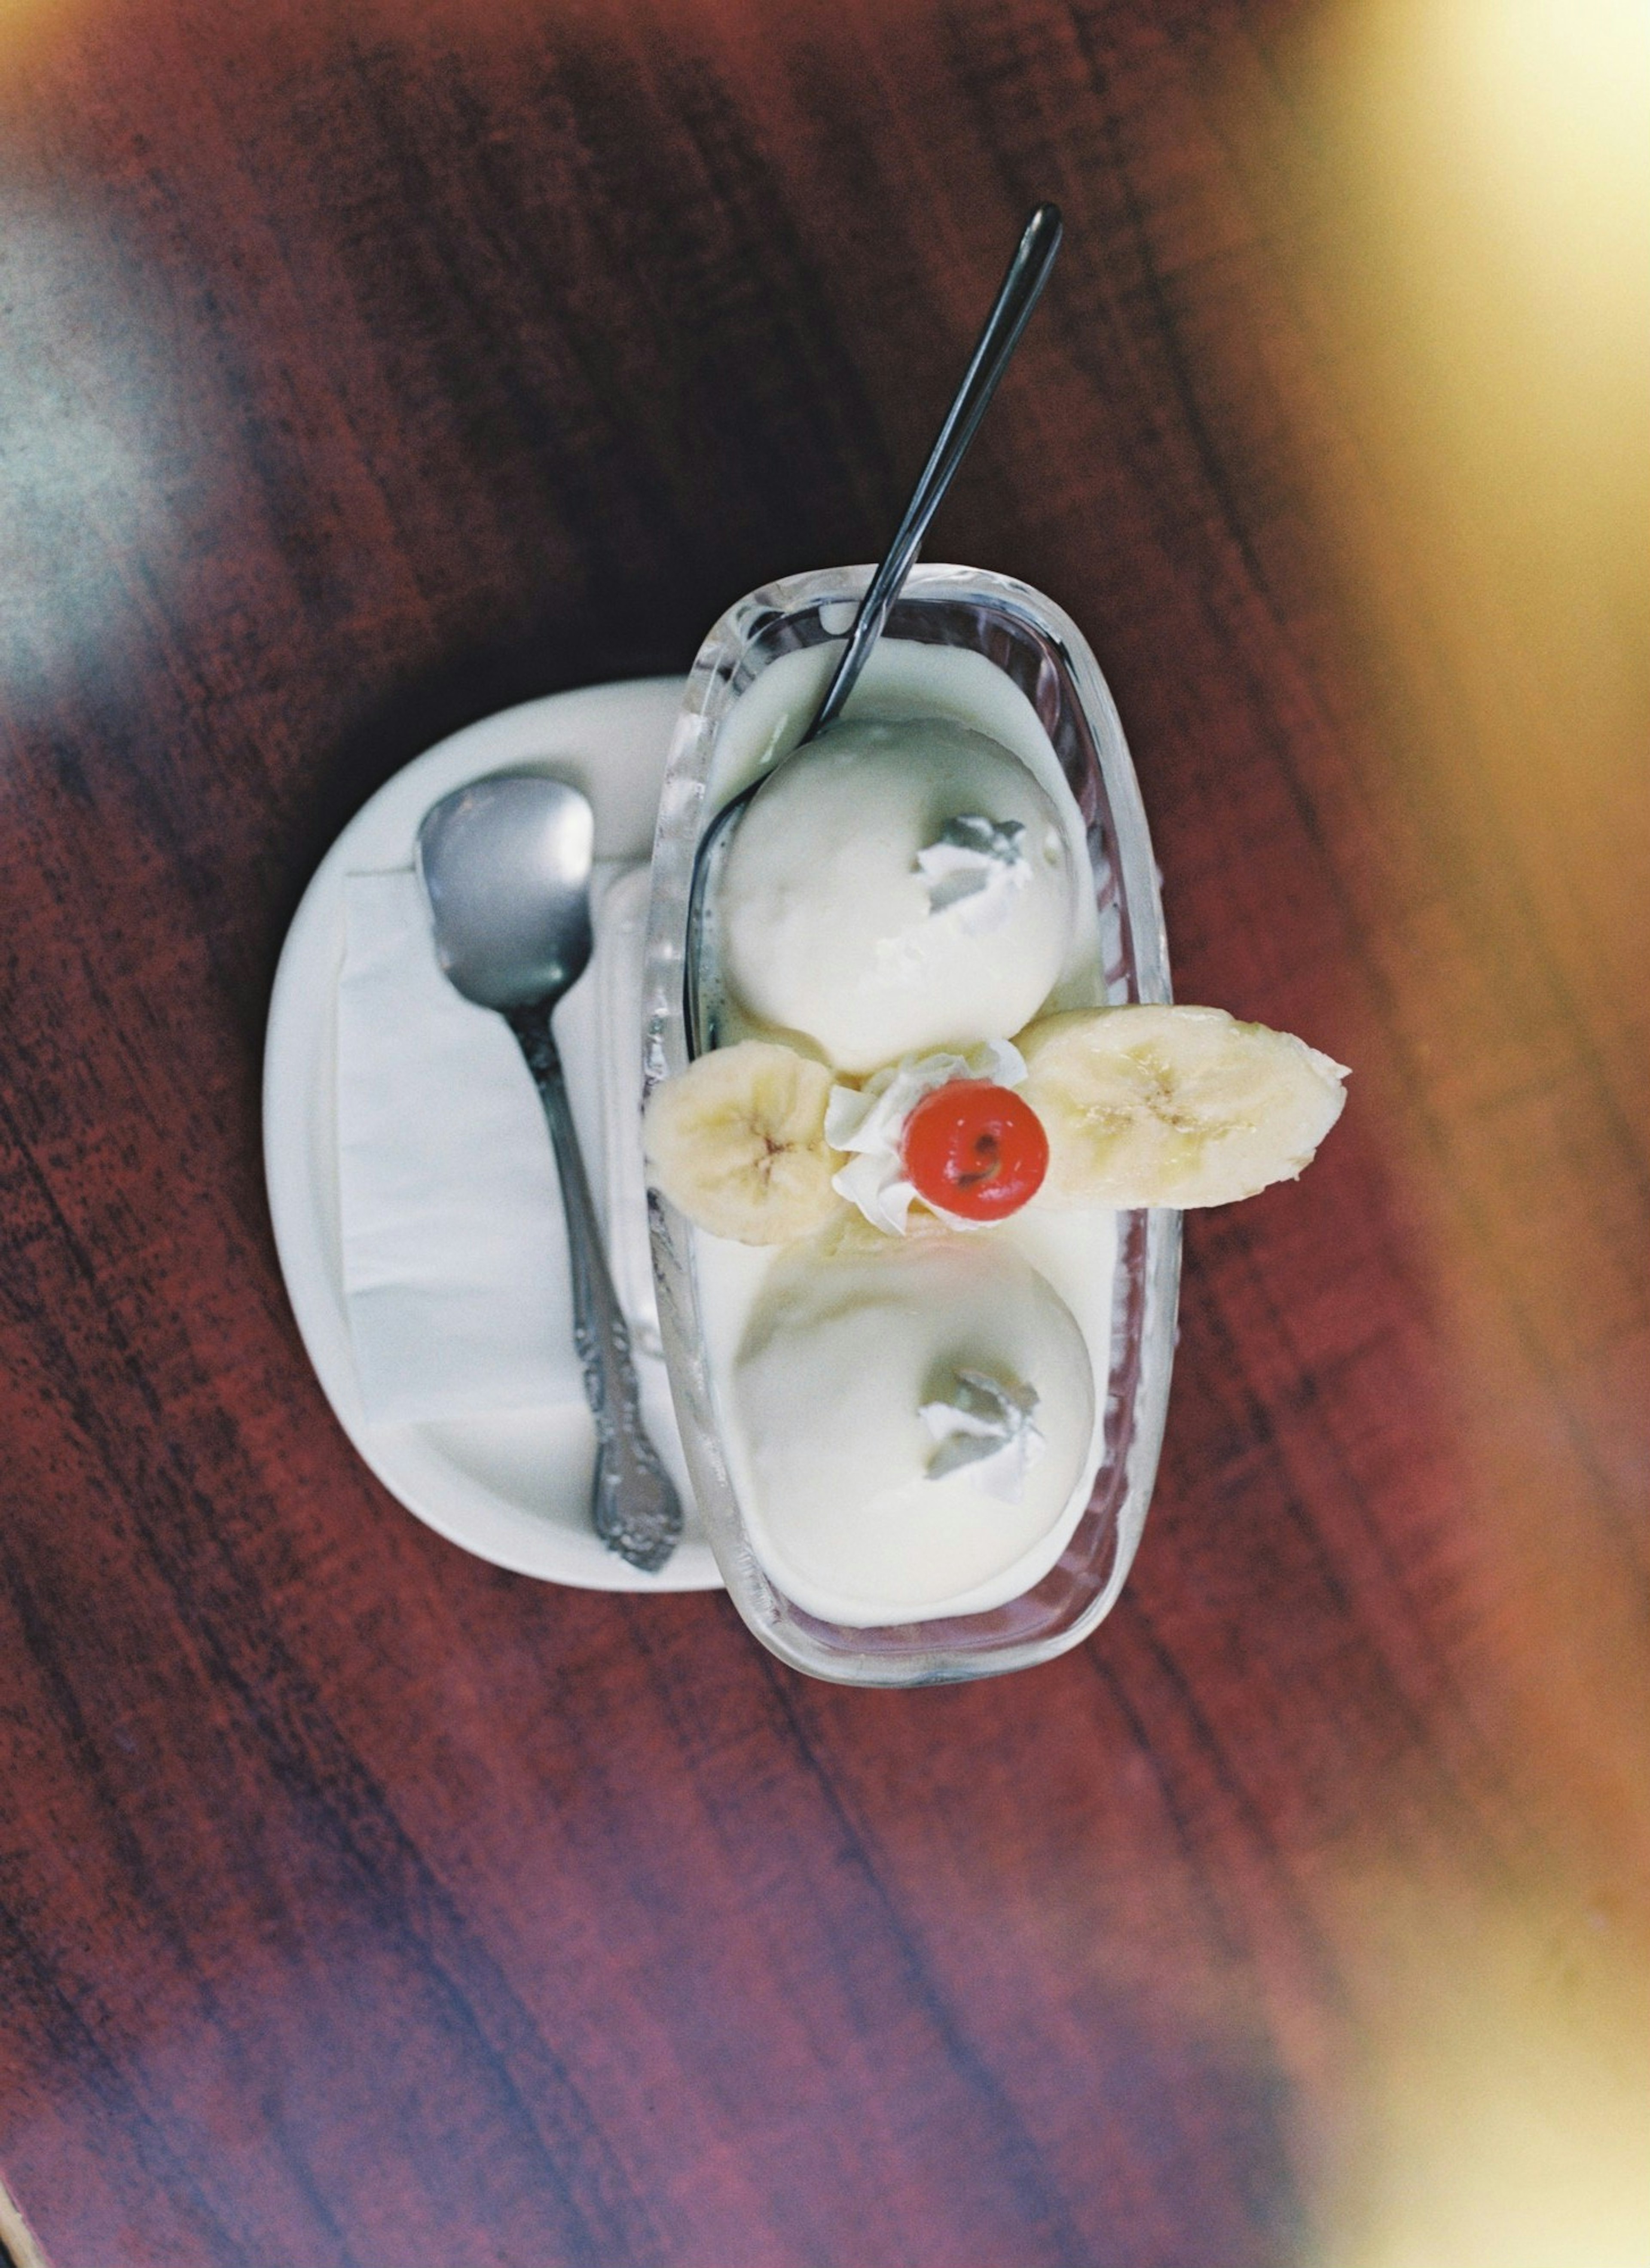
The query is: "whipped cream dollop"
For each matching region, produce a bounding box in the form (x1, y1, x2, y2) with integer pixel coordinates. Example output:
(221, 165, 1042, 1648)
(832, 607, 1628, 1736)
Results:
(914, 815, 1031, 933)
(920, 1369, 1045, 1502)
(825, 1038, 1027, 1236)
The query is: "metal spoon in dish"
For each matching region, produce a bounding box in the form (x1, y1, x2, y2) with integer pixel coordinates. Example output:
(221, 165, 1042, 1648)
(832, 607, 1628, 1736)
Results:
(684, 200, 1063, 1058)
(417, 773, 681, 1573)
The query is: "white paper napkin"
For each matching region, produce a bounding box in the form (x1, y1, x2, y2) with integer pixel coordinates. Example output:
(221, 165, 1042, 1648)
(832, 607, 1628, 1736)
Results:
(336, 861, 655, 1425)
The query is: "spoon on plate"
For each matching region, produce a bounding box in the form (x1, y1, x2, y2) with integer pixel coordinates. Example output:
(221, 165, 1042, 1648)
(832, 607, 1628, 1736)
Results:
(684, 200, 1063, 1057)
(417, 774, 682, 1574)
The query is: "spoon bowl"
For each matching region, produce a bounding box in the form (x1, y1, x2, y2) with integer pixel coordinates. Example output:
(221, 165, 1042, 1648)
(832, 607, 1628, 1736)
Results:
(416, 773, 595, 1011)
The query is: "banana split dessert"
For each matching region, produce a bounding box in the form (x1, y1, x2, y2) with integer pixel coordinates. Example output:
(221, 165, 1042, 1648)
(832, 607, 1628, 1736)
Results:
(641, 623, 1348, 1636)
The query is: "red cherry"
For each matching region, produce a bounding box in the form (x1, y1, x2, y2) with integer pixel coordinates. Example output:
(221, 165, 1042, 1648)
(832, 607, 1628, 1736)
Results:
(901, 1081, 1049, 1222)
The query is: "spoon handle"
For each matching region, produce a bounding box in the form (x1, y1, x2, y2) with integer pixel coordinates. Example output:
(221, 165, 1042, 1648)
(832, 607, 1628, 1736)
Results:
(507, 1004, 683, 1573)
(809, 201, 1063, 738)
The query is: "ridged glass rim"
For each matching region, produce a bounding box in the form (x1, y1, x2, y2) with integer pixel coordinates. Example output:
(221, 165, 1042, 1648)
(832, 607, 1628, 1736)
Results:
(643, 563, 1181, 1685)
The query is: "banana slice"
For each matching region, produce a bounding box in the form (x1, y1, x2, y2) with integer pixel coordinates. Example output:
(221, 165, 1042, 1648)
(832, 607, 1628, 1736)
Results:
(1019, 1005, 1348, 1209)
(643, 1041, 846, 1244)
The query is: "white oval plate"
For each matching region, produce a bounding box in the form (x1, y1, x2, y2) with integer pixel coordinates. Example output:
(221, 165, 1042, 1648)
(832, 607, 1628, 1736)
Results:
(263, 679, 722, 1592)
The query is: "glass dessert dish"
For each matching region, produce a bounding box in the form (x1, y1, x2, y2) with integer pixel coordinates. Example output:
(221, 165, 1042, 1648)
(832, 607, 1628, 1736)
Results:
(643, 563, 1180, 1685)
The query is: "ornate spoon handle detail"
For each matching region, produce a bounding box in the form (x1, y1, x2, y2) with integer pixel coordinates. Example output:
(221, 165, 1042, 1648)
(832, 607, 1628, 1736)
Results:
(508, 1002, 682, 1573)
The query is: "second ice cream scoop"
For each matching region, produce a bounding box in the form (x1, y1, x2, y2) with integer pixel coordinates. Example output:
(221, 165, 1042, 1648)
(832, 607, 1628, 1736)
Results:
(731, 1233, 1096, 1627)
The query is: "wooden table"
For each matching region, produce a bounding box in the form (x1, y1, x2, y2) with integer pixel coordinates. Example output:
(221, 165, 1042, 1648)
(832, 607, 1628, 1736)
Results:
(2, 2, 1644, 2262)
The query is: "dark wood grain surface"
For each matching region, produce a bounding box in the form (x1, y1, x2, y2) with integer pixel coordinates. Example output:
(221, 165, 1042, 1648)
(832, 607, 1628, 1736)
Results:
(2, 1, 1645, 2262)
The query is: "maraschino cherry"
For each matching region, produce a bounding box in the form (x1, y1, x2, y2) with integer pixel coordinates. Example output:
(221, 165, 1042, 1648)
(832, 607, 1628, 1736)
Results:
(901, 1081, 1049, 1222)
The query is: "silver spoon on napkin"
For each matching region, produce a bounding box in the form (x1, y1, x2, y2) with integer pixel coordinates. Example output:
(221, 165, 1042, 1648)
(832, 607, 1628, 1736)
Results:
(684, 201, 1063, 1057)
(417, 775, 681, 1572)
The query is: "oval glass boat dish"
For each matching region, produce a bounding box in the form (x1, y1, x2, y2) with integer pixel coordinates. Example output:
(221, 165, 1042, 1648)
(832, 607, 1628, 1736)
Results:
(643, 564, 1181, 1685)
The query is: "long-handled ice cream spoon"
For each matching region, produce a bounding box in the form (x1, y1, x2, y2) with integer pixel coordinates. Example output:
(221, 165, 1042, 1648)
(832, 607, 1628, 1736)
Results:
(684, 200, 1063, 1057)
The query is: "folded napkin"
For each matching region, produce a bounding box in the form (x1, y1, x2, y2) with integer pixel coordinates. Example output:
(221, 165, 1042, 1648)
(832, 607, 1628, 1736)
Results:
(336, 861, 657, 1424)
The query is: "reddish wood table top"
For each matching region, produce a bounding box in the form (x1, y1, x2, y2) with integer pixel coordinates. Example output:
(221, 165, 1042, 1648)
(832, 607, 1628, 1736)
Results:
(2, 3, 1645, 2263)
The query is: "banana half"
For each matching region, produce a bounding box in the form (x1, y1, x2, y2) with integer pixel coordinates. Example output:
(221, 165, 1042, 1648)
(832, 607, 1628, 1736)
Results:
(1019, 1005, 1348, 1209)
(643, 1040, 846, 1245)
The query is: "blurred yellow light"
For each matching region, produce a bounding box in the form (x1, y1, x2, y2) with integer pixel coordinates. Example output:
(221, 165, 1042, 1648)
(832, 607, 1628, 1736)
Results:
(1445, 0, 1650, 322)
(1314, 1883, 1650, 2268)
(1241, 0, 1649, 1020)
(1215, 5, 1650, 2256)
(1328, 0, 1650, 604)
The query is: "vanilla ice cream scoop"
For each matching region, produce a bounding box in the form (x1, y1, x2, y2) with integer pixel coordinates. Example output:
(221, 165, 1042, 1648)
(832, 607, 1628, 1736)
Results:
(715, 717, 1079, 1073)
(730, 1233, 1096, 1625)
